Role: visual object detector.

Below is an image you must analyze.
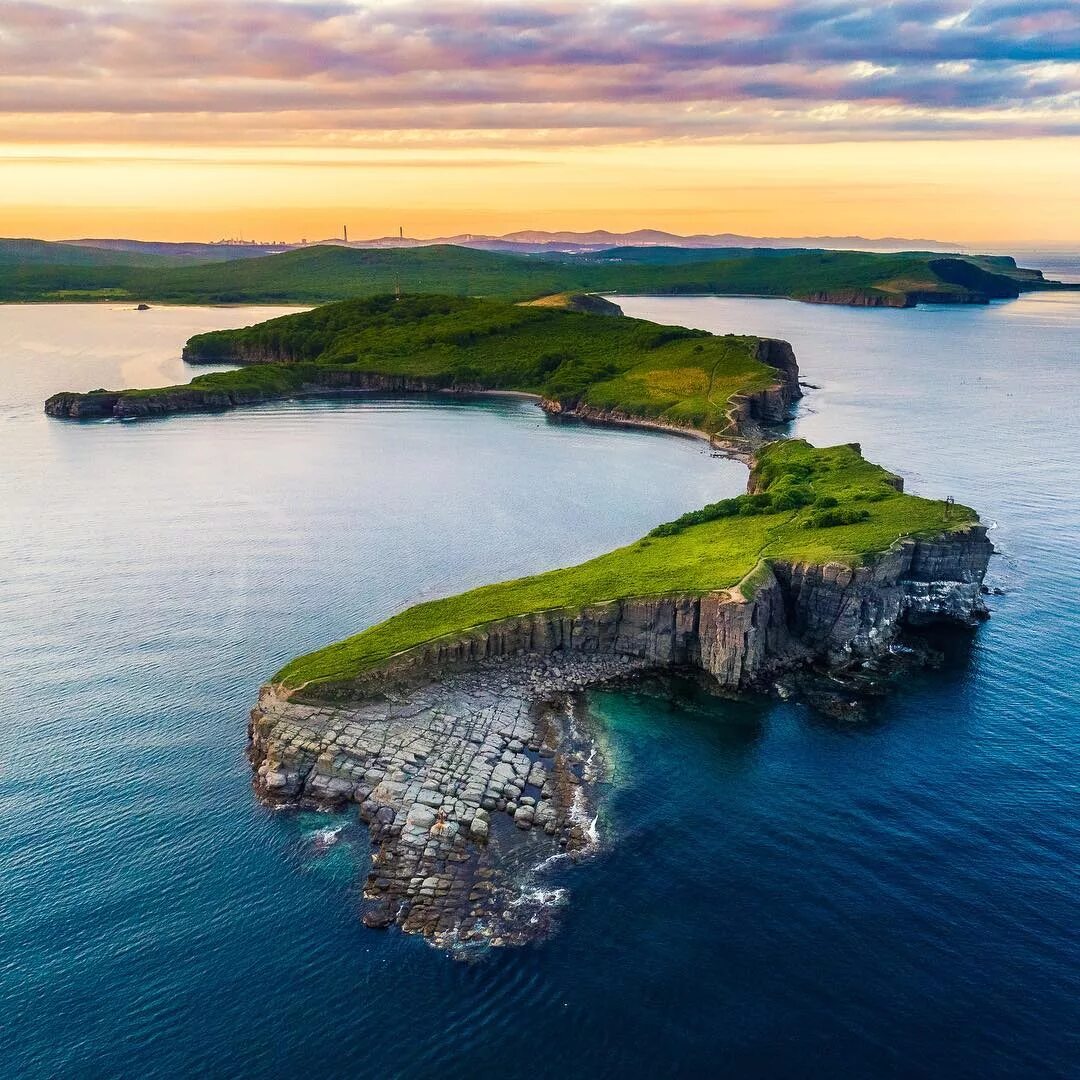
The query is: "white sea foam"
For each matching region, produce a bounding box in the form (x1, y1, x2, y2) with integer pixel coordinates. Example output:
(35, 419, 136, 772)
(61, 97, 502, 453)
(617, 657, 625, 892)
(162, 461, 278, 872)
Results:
(569, 787, 601, 846)
(312, 824, 346, 849)
(511, 885, 567, 909)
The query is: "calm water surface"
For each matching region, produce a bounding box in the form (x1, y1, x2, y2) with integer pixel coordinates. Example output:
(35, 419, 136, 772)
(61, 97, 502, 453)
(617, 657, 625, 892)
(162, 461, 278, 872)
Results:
(2, 296, 1078, 1077)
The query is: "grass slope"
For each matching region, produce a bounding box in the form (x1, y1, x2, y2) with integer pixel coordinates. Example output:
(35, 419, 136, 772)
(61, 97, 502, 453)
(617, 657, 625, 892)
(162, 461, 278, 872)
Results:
(275, 440, 977, 688)
(2, 243, 1032, 305)
(69, 295, 780, 435)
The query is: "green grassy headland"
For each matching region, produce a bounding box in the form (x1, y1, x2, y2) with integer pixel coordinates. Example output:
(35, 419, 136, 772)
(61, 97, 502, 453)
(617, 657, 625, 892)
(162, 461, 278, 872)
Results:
(40, 292, 983, 696)
(48, 294, 783, 436)
(274, 439, 977, 689)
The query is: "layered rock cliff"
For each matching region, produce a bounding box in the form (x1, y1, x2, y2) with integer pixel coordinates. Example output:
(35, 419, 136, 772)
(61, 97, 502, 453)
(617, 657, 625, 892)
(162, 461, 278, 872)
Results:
(44, 386, 280, 418)
(287, 525, 991, 706)
(45, 370, 506, 419)
(251, 523, 991, 947)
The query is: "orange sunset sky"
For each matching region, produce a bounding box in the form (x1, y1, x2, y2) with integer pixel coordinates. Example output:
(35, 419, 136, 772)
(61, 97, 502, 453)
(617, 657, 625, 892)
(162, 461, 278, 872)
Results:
(2, 1, 1078, 245)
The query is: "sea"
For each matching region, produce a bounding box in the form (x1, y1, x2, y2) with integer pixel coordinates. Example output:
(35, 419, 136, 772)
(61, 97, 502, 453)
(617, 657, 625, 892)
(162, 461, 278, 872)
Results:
(1, 276, 1078, 1077)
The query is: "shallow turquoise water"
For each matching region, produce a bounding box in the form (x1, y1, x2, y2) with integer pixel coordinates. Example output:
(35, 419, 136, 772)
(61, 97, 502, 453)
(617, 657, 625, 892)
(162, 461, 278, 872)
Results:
(2, 294, 1078, 1077)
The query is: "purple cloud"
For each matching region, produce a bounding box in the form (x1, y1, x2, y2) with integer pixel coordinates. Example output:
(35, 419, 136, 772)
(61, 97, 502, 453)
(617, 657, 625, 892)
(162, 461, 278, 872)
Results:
(0, 1, 1076, 144)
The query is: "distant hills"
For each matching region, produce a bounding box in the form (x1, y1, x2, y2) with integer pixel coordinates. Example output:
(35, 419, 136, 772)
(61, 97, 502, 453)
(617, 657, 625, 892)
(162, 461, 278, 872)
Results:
(0, 238, 181, 268)
(0, 238, 1058, 308)
(42, 229, 963, 263)
(387, 229, 963, 254)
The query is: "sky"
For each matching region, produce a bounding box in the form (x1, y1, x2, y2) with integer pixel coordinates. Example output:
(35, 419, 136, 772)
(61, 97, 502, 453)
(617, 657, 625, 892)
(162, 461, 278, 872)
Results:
(1, 0, 1078, 245)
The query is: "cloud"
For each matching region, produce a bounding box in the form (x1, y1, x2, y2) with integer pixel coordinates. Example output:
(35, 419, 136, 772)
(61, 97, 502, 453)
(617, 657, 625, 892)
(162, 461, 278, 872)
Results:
(0, 1, 1077, 145)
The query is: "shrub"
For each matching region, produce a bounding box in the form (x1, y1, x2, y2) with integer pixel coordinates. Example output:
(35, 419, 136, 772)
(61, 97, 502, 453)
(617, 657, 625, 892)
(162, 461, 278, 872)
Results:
(532, 351, 573, 378)
(650, 491, 782, 536)
(769, 483, 814, 510)
(803, 507, 871, 529)
(739, 492, 774, 515)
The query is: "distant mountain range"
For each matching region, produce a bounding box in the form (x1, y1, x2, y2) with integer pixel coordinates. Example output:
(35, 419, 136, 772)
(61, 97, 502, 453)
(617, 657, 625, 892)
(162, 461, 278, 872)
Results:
(433, 229, 960, 253)
(58, 229, 962, 262)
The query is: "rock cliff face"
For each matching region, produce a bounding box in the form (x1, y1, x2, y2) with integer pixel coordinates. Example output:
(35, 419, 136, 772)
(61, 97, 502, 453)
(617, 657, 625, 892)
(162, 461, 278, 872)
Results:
(731, 337, 802, 424)
(798, 288, 911, 308)
(293, 525, 991, 705)
(44, 371, 498, 419)
(252, 524, 991, 948)
(794, 263, 1024, 307)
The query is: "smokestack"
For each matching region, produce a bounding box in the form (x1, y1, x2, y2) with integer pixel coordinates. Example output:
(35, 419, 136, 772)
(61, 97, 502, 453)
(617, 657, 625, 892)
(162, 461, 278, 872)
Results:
(343, 225, 348, 243)
(399, 225, 404, 239)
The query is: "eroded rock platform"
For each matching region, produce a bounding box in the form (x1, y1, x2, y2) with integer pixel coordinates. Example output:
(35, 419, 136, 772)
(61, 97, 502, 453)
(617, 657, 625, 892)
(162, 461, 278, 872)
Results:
(251, 654, 647, 949)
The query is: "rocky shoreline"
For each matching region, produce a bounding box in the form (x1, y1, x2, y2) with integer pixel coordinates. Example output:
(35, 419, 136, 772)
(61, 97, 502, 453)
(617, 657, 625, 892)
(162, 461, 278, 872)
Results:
(255, 523, 991, 951)
(251, 653, 639, 950)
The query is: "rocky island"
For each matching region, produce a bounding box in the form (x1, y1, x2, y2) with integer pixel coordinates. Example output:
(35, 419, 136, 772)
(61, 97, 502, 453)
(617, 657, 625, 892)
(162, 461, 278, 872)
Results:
(46, 294, 800, 446)
(45, 296, 992, 952)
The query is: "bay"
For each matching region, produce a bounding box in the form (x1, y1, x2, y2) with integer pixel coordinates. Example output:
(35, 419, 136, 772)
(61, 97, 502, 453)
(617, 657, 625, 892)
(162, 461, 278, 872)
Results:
(2, 288, 1078, 1079)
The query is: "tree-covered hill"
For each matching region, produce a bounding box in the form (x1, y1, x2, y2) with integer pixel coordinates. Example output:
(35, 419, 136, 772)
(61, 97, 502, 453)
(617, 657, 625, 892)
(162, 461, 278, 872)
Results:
(2, 242, 1056, 306)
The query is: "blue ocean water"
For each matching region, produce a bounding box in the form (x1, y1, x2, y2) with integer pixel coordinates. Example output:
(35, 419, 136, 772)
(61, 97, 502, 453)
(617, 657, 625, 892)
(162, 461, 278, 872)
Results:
(2, 293, 1078, 1077)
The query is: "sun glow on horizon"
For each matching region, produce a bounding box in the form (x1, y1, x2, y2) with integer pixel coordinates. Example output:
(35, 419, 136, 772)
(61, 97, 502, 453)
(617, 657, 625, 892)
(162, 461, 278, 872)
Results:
(2, 138, 1077, 247)
(1, 1, 1077, 245)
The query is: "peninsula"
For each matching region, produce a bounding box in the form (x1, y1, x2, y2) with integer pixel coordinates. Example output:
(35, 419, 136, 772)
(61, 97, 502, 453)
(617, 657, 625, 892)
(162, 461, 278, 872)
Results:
(45, 297, 992, 950)
(46, 294, 799, 444)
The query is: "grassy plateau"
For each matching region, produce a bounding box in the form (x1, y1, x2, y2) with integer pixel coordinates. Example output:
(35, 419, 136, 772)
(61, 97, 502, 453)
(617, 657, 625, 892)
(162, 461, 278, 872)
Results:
(49, 294, 782, 436)
(275, 440, 977, 689)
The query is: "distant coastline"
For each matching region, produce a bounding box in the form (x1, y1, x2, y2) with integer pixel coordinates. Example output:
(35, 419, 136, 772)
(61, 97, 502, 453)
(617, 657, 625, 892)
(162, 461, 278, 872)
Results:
(6, 238, 1076, 309)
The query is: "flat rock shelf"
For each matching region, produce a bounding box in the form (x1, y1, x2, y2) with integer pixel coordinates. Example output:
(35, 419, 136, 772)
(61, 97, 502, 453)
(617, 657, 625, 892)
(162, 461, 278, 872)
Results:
(251, 654, 647, 949)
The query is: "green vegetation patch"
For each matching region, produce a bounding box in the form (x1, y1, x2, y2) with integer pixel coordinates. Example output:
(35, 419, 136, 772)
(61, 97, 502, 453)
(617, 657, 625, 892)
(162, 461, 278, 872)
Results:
(275, 440, 977, 689)
(2, 243, 1031, 305)
(129, 294, 778, 435)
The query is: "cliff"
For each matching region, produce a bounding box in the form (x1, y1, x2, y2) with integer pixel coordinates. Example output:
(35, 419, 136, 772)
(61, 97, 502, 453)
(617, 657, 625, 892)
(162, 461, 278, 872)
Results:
(44, 370, 496, 419)
(43, 385, 283, 418)
(797, 288, 911, 308)
(250, 522, 990, 947)
(283, 525, 991, 705)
